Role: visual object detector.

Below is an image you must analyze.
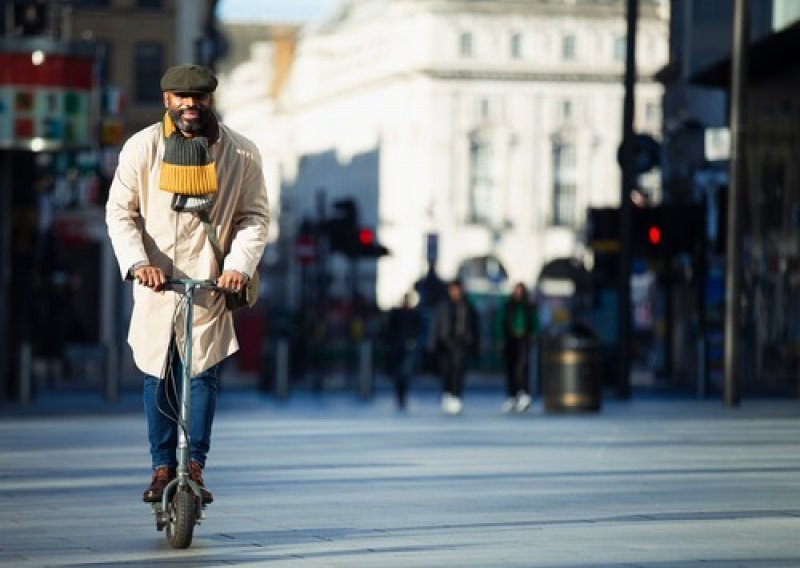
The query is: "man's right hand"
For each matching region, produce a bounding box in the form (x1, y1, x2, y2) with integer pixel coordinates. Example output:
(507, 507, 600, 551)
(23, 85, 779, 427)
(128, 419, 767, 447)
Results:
(133, 265, 166, 291)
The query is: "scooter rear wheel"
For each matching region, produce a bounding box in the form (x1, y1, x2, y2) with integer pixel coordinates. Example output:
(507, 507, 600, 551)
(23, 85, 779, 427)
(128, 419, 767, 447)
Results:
(166, 488, 196, 548)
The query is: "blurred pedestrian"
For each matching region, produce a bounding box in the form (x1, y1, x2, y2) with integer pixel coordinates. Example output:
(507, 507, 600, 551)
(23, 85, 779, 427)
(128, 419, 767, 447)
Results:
(501, 282, 537, 413)
(106, 64, 269, 505)
(386, 292, 423, 410)
(428, 279, 479, 415)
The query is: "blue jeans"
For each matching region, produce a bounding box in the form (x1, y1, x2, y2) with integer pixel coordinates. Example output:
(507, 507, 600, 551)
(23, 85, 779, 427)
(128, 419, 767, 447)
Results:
(143, 352, 219, 470)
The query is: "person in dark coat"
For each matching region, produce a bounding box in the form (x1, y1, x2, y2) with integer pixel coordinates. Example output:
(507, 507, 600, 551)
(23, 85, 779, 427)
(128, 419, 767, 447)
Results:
(501, 282, 537, 413)
(428, 279, 479, 414)
(386, 292, 423, 410)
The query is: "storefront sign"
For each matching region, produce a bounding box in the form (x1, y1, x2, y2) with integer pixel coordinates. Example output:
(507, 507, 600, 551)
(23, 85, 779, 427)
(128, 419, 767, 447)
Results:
(0, 41, 94, 151)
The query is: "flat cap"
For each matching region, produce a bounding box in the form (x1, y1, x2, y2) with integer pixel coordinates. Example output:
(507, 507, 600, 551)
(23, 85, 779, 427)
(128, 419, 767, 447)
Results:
(160, 64, 218, 93)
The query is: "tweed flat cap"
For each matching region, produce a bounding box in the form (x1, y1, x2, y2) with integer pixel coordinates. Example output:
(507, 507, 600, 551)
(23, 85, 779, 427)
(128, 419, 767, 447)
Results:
(160, 64, 218, 93)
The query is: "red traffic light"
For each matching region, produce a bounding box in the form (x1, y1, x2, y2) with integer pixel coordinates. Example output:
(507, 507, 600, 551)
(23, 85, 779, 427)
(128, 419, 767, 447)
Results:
(358, 227, 374, 246)
(647, 225, 661, 245)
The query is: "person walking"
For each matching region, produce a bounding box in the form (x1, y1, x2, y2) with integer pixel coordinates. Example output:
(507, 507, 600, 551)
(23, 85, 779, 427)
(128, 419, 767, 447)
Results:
(386, 292, 423, 410)
(105, 64, 269, 505)
(501, 282, 537, 413)
(428, 279, 479, 415)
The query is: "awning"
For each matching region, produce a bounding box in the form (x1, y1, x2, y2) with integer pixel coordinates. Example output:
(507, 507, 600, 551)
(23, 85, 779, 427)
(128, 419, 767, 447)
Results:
(692, 20, 800, 88)
(537, 257, 591, 297)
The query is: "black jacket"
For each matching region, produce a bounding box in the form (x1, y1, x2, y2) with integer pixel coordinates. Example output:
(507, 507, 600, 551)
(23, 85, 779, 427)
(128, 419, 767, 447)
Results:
(428, 298, 479, 351)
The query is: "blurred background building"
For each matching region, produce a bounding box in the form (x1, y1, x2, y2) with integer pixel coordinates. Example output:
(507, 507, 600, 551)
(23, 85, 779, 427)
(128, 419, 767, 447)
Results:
(3, 0, 800, 404)
(653, 0, 800, 393)
(214, 0, 669, 389)
(217, 0, 669, 311)
(0, 0, 220, 402)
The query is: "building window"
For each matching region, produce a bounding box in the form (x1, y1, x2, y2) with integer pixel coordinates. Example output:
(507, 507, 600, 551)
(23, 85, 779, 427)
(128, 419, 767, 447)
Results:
(134, 43, 163, 103)
(95, 41, 112, 85)
(460, 32, 473, 57)
(645, 101, 661, 127)
(511, 33, 522, 59)
(479, 98, 490, 120)
(562, 34, 576, 60)
(468, 138, 492, 224)
(561, 99, 573, 122)
(12, 3, 47, 36)
(614, 36, 626, 61)
(552, 142, 577, 226)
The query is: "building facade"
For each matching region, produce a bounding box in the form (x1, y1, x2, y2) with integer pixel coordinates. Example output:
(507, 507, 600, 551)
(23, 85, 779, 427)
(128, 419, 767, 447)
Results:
(0, 0, 216, 400)
(216, 0, 669, 310)
(65, 0, 214, 135)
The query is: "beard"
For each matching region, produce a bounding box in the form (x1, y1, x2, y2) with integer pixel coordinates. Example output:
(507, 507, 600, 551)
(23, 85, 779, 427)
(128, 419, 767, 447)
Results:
(168, 106, 210, 136)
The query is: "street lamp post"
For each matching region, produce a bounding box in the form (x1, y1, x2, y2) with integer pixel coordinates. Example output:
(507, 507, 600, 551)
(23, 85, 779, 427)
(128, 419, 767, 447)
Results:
(723, 0, 749, 407)
(616, 0, 638, 399)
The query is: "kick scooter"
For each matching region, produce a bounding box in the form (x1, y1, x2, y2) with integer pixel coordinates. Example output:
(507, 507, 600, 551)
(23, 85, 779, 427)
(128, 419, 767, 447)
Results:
(151, 278, 219, 549)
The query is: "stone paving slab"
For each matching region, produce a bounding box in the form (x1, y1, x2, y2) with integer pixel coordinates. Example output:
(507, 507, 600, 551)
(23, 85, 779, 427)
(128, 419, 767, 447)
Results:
(1, 390, 800, 567)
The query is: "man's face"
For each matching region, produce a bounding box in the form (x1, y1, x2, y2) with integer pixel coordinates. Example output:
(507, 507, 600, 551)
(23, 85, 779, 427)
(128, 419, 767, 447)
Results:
(163, 91, 213, 136)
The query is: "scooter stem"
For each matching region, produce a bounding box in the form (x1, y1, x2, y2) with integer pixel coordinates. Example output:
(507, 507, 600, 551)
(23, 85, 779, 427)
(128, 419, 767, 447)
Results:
(176, 284, 195, 483)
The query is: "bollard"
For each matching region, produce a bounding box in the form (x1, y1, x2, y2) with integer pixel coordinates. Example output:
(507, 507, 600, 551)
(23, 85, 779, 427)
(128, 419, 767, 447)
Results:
(19, 341, 32, 404)
(275, 338, 289, 400)
(358, 339, 373, 399)
(529, 341, 539, 398)
(696, 336, 706, 399)
(105, 345, 118, 404)
(101, 239, 119, 404)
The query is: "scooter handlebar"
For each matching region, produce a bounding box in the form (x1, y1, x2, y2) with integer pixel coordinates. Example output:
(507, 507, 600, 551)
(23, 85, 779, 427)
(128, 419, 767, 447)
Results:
(163, 278, 222, 292)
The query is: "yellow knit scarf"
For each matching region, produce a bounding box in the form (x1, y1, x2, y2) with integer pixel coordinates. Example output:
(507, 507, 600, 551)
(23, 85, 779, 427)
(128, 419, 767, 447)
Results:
(159, 112, 218, 196)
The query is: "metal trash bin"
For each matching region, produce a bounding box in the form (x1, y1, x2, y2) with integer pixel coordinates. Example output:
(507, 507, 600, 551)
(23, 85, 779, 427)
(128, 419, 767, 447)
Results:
(540, 325, 602, 412)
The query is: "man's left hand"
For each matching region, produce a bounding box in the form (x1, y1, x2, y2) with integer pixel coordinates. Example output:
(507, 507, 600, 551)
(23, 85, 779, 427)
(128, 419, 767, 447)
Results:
(217, 270, 248, 293)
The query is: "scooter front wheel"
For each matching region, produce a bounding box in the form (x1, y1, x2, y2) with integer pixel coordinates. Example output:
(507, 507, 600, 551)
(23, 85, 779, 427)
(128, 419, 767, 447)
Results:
(166, 488, 196, 549)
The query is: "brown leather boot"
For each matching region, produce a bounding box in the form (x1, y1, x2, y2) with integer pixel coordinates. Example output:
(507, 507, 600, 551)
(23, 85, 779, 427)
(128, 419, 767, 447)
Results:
(143, 466, 175, 502)
(190, 460, 213, 504)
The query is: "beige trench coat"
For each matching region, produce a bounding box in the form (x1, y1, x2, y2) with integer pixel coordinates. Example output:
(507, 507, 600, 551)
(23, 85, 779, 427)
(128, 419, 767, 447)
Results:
(106, 121, 269, 378)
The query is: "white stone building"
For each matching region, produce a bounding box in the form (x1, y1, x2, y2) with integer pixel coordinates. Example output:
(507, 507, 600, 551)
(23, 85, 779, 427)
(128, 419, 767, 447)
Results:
(218, 0, 669, 310)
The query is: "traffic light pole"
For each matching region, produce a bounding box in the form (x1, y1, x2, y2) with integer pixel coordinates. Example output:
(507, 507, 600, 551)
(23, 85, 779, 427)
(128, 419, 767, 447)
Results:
(616, 0, 638, 399)
(723, 0, 749, 407)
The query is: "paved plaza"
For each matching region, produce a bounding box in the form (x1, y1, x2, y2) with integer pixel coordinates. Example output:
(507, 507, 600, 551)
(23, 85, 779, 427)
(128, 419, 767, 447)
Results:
(2, 388, 800, 567)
